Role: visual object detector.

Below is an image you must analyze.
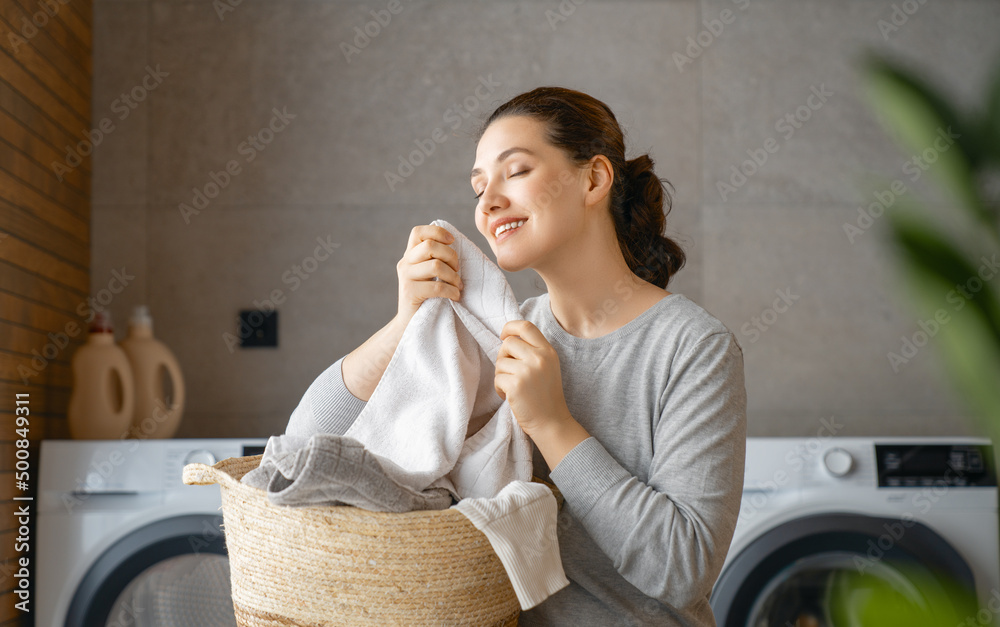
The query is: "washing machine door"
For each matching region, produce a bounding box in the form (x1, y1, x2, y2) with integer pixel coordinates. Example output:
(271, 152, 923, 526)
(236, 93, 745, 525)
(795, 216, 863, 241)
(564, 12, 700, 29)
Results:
(710, 513, 978, 627)
(65, 514, 237, 627)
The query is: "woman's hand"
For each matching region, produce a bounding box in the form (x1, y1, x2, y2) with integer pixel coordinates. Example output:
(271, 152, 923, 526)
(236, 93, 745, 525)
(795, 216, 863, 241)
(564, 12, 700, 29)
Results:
(395, 225, 464, 325)
(343, 224, 462, 400)
(495, 320, 568, 434)
(495, 321, 590, 468)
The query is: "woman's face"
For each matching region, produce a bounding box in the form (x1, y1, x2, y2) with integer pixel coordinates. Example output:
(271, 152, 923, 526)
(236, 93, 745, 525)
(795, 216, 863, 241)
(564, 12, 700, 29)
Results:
(471, 116, 589, 273)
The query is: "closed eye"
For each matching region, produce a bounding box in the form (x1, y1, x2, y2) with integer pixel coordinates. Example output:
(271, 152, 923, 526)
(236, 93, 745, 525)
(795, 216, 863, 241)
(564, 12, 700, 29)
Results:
(474, 170, 529, 200)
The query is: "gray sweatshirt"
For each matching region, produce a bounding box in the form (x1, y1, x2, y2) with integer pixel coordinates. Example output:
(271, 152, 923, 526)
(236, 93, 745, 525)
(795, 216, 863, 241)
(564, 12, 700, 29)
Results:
(285, 292, 747, 626)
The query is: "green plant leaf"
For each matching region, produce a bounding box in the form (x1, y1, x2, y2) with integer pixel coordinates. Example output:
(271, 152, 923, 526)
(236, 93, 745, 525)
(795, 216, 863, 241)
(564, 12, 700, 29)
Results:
(887, 209, 1000, 345)
(828, 566, 972, 627)
(985, 58, 1000, 162)
(862, 54, 990, 225)
(934, 290, 1000, 443)
(861, 47, 1000, 627)
(895, 252, 1000, 442)
(887, 209, 1000, 438)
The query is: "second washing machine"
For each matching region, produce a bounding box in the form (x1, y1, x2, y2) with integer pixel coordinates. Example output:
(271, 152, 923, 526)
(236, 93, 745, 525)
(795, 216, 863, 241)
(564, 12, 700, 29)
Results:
(37, 438, 267, 627)
(711, 437, 999, 626)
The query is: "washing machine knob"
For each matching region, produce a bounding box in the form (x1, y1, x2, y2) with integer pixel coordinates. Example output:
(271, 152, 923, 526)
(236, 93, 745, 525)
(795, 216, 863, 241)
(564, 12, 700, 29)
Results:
(823, 448, 854, 477)
(184, 449, 217, 467)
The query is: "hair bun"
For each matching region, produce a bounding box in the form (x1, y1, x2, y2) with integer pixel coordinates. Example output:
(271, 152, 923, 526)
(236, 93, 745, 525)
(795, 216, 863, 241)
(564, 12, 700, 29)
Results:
(625, 154, 655, 177)
(625, 155, 660, 210)
(620, 153, 685, 287)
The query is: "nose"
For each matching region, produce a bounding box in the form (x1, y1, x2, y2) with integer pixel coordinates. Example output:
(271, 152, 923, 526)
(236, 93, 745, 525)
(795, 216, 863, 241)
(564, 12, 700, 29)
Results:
(477, 180, 508, 215)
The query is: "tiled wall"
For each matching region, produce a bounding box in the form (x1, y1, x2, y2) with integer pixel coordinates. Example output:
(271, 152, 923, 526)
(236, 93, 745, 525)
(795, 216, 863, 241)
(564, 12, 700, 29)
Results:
(90, 0, 1000, 439)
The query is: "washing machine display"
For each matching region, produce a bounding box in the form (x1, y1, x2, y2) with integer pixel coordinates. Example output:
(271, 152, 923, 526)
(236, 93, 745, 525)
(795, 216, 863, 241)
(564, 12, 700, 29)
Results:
(712, 438, 999, 626)
(876, 444, 996, 487)
(37, 439, 267, 627)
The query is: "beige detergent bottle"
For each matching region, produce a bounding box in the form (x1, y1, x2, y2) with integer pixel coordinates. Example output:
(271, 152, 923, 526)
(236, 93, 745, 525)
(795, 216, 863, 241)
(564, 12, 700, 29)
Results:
(120, 306, 186, 438)
(68, 311, 136, 439)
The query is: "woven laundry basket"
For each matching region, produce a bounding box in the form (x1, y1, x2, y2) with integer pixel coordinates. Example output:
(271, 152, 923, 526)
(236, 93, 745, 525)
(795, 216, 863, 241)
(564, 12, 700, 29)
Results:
(183, 454, 520, 627)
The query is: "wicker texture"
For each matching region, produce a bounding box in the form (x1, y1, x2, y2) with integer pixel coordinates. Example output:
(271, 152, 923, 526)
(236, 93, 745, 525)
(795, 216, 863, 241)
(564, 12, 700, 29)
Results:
(183, 455, 520, 627)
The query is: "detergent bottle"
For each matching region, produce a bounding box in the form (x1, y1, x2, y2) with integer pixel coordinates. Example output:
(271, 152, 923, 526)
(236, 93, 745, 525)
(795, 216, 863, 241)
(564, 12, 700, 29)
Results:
(120, 306, 186, 438)
(68, 311, 136, 439)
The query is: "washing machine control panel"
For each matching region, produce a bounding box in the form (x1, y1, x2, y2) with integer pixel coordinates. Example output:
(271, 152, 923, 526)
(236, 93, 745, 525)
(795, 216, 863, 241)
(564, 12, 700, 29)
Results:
(182, 449, 217, 467)
(163, 440, 268, 487)
(822, 447, 854, 477)
(875, 443, 997, 488)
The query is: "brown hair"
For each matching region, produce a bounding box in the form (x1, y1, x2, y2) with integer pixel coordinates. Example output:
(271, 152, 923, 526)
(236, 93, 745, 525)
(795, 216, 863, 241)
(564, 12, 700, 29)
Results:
(477, 86, 685, 288)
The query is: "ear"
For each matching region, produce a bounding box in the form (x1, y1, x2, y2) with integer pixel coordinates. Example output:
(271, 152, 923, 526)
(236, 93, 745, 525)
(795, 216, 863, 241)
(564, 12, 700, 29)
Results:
(583, 154, 614, 208)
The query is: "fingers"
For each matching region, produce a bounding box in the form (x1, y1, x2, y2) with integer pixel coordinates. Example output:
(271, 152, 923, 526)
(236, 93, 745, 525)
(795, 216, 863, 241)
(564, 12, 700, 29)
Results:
(403, 226, 461, 279)
(407, 224, 454, 251)
(494, 378, 507, 401)
(496, 334, 533, 364)
(496, 321, 556, 379)
(403, 239, 461, 276)
(397, 225, 464, 307)
(500, 320, 547, 347)
(400, 242, 463, 294)
(404, 257, 463, 290)
(409, 275, 462, 303)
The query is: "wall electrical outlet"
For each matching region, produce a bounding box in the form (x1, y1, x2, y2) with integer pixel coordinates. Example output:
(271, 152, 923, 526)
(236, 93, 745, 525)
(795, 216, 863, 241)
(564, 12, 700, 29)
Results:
(238, 309, 278, 348)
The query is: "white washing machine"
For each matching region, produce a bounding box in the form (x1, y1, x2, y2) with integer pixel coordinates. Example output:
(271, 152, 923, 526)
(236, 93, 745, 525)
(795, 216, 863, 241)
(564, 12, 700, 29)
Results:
(37, 438, 267, 627)
(711, 437, 999, 626)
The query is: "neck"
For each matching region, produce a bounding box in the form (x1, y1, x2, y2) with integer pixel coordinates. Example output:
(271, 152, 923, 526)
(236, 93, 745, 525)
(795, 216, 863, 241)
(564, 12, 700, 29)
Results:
(533, 214, 662, 338)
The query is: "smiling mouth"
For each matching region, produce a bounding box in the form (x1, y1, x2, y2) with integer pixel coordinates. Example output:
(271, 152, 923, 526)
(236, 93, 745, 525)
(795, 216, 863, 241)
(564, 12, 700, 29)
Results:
(494, 219, 526, 240)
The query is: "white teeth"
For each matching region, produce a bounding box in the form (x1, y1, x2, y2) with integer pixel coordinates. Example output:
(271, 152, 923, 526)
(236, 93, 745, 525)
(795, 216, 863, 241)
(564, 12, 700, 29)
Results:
(494, 220, 525, 238)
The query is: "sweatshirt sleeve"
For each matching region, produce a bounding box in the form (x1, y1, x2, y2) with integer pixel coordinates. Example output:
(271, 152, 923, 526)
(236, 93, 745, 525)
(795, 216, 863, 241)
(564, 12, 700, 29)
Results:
(284, 356, 369, 437)
(547, 331, 747, 609)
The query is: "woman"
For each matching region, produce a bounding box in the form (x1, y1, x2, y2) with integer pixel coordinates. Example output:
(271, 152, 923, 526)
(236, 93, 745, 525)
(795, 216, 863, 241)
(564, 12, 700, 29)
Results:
(299, 87, 747, 626)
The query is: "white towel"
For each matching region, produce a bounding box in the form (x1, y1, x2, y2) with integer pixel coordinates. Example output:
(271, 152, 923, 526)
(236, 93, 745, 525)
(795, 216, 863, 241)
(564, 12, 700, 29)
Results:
(343, 219, 532, 499)
(280, 219, 567, 609)
(454, 481, 570, 610)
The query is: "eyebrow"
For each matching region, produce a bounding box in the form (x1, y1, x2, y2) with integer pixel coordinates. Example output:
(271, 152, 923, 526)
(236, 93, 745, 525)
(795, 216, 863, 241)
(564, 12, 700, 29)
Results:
(470, 147, 536, 178)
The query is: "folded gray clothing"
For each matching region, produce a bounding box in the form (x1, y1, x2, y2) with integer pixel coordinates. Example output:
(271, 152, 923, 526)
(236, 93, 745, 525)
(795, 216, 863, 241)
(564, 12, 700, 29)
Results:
(240, 433, 453, 512)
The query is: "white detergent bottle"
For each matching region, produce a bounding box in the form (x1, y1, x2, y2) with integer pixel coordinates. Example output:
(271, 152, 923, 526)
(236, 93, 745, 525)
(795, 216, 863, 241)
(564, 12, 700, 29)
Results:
(68, 311, 136, 439)
(120, 306, 186, 438)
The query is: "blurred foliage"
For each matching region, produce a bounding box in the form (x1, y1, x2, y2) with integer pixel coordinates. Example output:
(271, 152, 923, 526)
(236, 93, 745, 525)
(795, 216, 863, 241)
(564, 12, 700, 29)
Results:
(862, 52, 1000, 452)
(853, 51, 1000, 627)
(825, 565, 972, 627)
